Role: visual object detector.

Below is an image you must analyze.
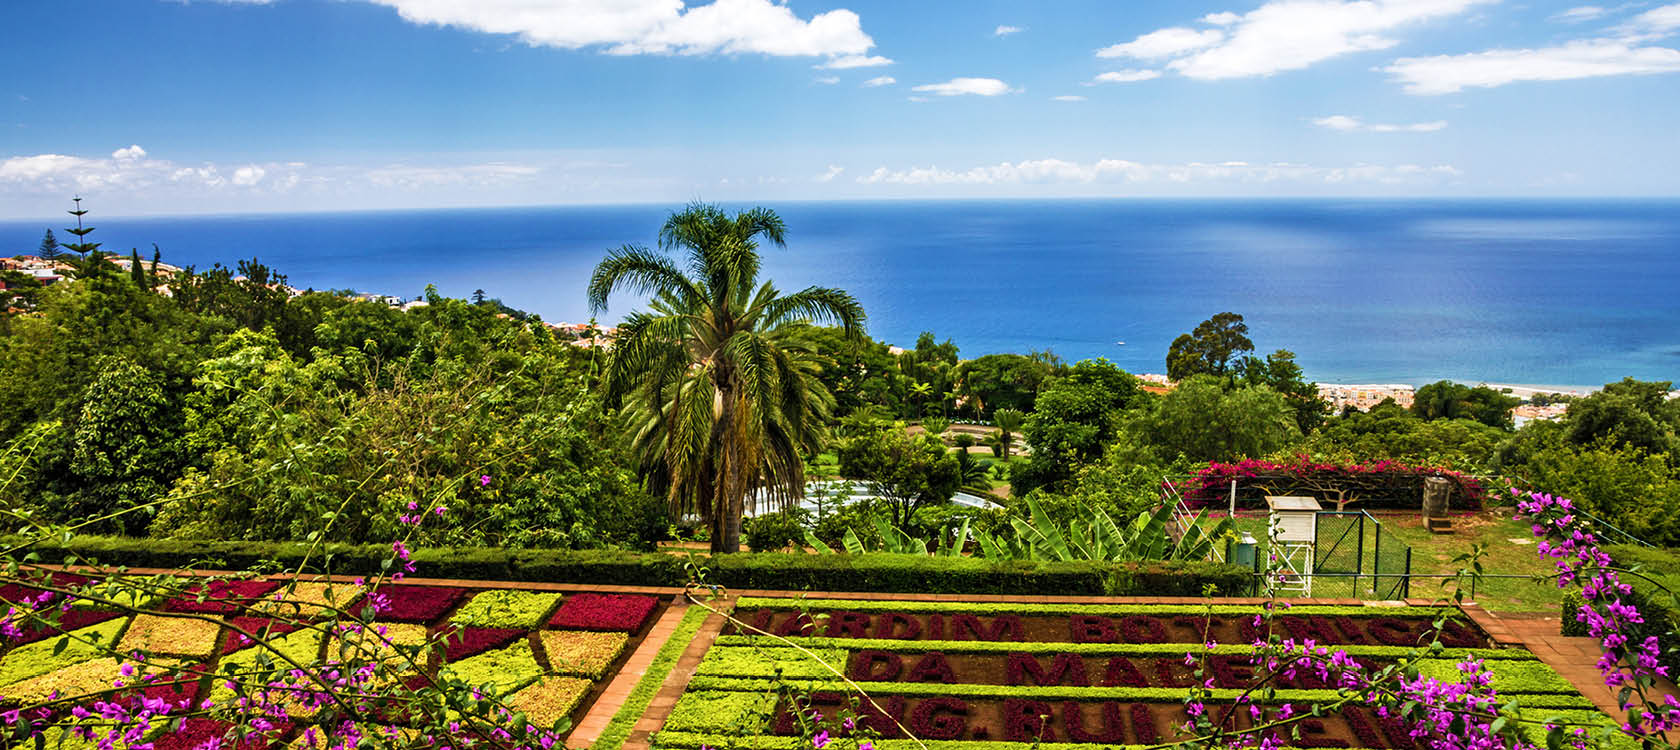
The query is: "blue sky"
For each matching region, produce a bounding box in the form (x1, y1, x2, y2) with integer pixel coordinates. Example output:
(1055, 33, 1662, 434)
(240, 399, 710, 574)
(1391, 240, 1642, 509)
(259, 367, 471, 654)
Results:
(1, 0, 1678, 217)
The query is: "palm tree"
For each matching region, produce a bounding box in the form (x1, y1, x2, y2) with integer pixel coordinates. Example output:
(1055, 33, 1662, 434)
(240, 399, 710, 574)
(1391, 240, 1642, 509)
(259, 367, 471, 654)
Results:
(589, 203, 865, 553)
(993, 408, 1025, 461)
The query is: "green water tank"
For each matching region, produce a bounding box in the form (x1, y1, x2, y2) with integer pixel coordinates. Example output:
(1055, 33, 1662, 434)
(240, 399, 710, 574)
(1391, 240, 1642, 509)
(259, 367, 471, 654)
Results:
(1230, 532, 1259, 571)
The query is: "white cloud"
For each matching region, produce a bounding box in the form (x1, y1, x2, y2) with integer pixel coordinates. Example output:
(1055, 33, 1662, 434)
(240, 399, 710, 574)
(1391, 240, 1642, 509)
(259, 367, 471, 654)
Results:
(857, 157, 1461, 186)
(232, 165, 267, 186)
(1622, 3, 1680, 38)
(366, 0, 877, 60)
(911, 77, 1016, 96)
(1312, 114, 1447, 132)
(1552, 6, 1608, 23)
(818, 54, 892, 69)
(1105, 1, 1492, 80)
(862, 76, 895, 87)
(1097, 27, 1223, 59)
(815, 165, 844, 182)
(111, 145, 147, 161)
(1051, 95, 1087, 101)
(1384, 38, 1680, 93)
(815, 76, 840, 85)
(1091, 69, 1161, 84)
(994, 25, 1023, 36)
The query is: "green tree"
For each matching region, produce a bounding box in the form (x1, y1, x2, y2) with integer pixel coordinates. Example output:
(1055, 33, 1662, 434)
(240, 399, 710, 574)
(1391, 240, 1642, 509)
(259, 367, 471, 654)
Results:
(1241, 349, 1329, 433)
(128, 249, 147, 290)
(992, 407, 1025, 460)
(588, 203, 864, 553)
(1011, 359, 1142, 496)
(837, 424, 959, 531)
(1563, 378, 1679, 454)
(1411, 380, 1521, 430)
(1127, 375, 1300, 464)
(37, 229, 61, 261)
(952, 353, 1055, 417)
(62, 359, 184, 534)
(1166, 312, 1253, 382)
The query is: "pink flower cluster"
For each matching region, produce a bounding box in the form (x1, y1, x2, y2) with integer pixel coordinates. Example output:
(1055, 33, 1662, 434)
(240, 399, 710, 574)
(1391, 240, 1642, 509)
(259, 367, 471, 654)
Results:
(1517, 489, 1680, 741)
(1180, 457, 1487, 510)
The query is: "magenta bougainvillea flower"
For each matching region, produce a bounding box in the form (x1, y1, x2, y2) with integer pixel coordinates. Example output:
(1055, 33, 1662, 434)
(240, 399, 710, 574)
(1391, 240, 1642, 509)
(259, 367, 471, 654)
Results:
(547, 593, 659, 632)
(163, 579, 282, 614)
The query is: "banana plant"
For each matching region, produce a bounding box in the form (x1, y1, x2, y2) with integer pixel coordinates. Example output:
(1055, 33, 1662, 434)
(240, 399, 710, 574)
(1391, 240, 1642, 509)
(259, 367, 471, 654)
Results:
(971, 495, 1234, 563)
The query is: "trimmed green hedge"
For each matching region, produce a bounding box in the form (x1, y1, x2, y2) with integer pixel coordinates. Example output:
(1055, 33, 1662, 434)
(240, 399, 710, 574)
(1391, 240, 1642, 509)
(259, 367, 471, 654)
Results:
(711, 635, 1536, 661)
(733, 597, 1447, 618)
(706, 554, 1254, 596)
(5, 536, 1255, 597)
(677, 680, 1597, 708)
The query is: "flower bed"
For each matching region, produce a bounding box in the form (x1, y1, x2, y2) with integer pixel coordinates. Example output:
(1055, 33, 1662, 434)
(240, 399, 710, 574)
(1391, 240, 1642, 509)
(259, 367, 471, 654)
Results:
(0, 578, 667, 748)
(163, 579, 281, 614)
(539, 630, 630, 679)
(117, 613, 223, 658)
(508, 675, 594, 727)
(368, 584, 469, 624)
(548, 592, 660, 632)
(451, 590, 563, 629)
(655, 597, 1599, 749)
(438, 625, 527, 663)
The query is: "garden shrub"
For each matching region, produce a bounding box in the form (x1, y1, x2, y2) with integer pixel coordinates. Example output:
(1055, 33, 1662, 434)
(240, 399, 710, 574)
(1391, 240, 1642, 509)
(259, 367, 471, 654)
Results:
(6, 535, 1255, 596)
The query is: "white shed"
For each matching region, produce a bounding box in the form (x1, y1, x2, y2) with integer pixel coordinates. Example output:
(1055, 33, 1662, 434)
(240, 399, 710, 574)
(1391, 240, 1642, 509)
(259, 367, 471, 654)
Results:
(1266, 496, 1323, 543)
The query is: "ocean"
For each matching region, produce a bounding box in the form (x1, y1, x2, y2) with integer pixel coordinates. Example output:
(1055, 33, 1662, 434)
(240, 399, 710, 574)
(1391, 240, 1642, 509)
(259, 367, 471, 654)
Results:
(4, 199, 1678, 387)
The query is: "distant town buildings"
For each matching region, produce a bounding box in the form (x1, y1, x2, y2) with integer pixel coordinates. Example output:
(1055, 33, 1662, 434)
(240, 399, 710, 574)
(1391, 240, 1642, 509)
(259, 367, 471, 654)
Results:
(1317, 383, 1416, 412)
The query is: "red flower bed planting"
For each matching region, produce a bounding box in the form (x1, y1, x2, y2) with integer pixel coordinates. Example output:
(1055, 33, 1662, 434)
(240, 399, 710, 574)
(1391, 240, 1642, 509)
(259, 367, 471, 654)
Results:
(438, 626, 526, 663)
(0, 571, 88, 605)
(5, 609, 123, 647)
(371, 585, 469, 624)
(150, 718, 286, 750)
(164, 579, 282, 614)
(547, 593, 658, 633)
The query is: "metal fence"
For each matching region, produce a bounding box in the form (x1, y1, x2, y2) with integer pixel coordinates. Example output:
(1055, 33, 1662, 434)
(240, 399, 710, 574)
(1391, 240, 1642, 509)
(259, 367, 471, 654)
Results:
(1308, 511, 1413, 599)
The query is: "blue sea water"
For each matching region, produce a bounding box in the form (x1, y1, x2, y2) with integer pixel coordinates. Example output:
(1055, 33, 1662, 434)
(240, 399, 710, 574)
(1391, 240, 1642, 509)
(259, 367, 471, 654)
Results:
(4, 199, 1678, 387)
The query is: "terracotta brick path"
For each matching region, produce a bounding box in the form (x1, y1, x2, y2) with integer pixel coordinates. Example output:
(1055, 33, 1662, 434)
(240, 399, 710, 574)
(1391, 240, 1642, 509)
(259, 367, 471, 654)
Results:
(1475, 610, 1680, 716)
(620, 597, 733, 750)
(567, 597, 691, 748)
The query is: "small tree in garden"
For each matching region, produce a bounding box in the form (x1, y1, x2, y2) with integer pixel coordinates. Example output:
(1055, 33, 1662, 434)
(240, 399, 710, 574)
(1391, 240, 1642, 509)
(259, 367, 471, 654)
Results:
(992, 407, 1024, 460)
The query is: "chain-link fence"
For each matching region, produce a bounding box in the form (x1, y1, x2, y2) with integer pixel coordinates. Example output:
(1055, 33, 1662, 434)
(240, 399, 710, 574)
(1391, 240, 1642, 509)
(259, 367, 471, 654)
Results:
(1307, 511, 1413, 599)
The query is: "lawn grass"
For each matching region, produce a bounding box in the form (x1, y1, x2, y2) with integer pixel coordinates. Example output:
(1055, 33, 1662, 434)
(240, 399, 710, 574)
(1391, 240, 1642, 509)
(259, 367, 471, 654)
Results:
(1230, 508, 1561, 612)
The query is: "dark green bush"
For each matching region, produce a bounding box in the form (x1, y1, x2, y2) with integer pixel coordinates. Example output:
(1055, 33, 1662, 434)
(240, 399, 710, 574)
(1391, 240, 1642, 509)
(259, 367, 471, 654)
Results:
(742, 510, 810, 553)
(4, 535, 1254, 596)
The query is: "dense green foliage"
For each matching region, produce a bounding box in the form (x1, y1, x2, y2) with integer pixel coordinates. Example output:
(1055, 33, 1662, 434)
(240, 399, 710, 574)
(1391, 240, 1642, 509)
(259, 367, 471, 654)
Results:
(0, 222, 665, 549)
